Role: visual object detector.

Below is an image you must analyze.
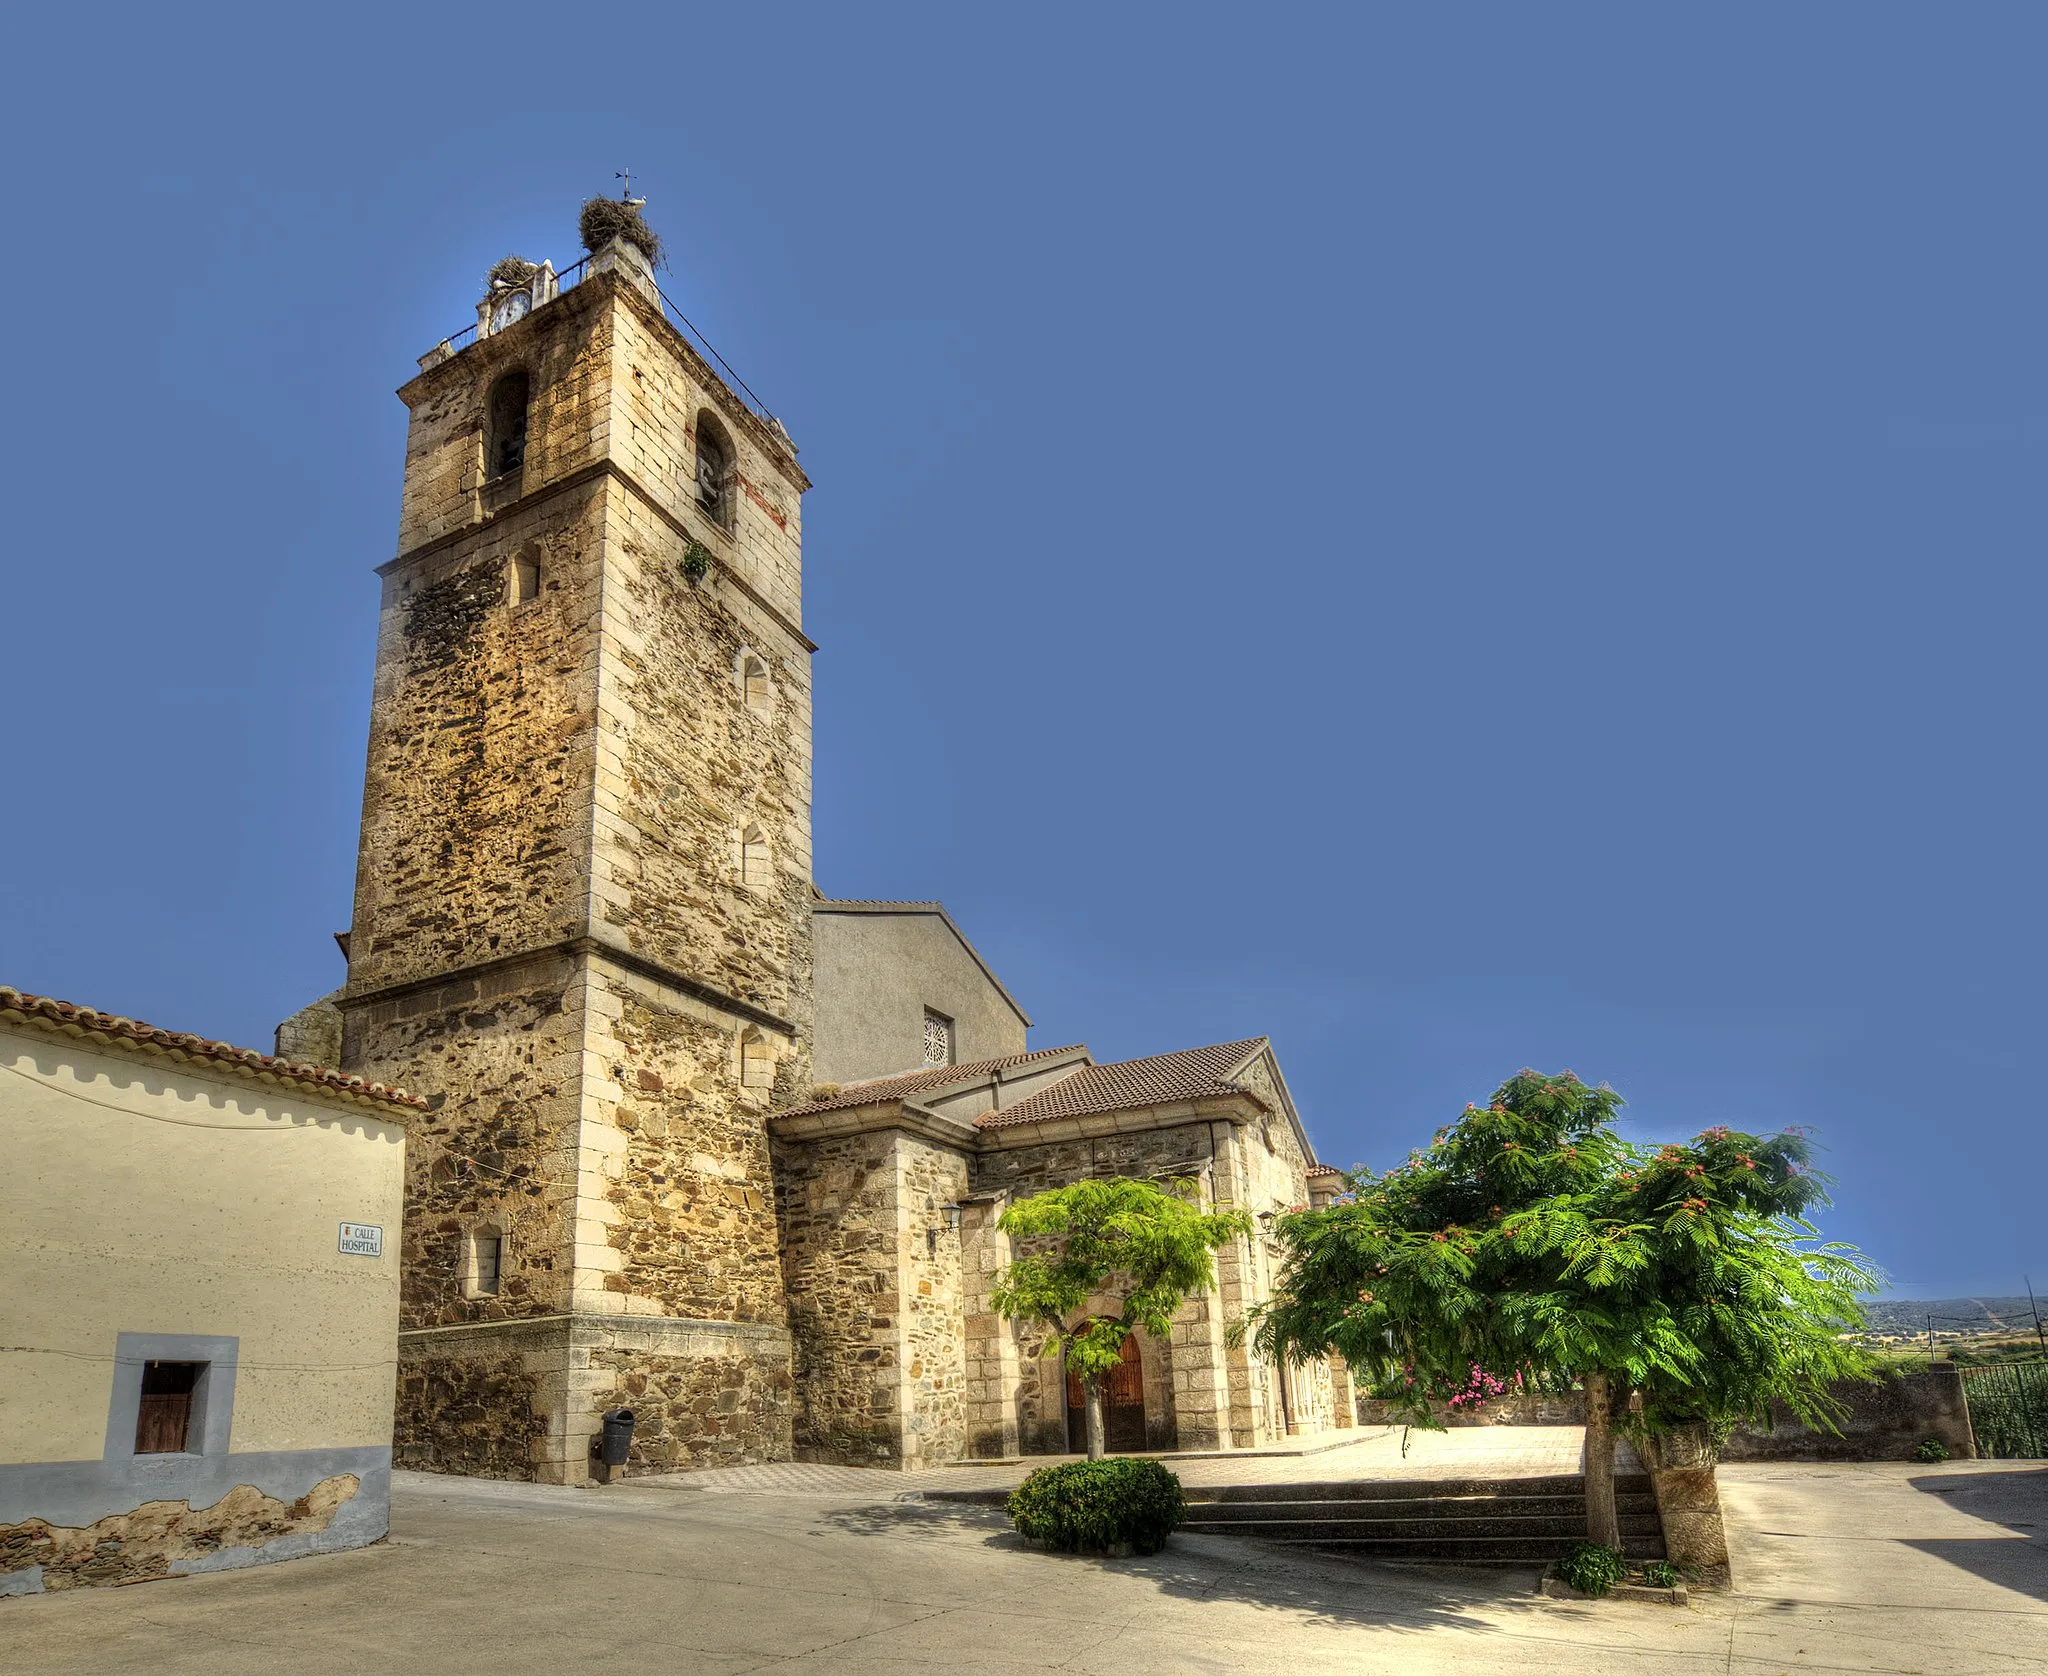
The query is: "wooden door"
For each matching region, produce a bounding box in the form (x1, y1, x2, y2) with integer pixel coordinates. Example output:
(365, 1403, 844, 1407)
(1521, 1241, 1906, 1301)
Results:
(1066, 1334, 1147, 1453)
(135, 1360, 200, 1454)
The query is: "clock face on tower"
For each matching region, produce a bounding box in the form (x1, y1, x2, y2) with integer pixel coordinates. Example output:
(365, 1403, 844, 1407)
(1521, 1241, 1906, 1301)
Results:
(490, 287, 532, 333)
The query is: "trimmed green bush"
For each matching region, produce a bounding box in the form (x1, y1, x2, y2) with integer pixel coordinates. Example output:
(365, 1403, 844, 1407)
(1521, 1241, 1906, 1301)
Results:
(1006, 1458, 1186, 1556)
(1912, 1436, 1952, 1463)
(1553, 1540, 1629, 1597)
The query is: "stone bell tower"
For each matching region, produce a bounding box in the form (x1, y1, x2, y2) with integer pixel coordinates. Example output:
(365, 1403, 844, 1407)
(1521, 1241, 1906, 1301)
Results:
(335, 228, 813, 1482)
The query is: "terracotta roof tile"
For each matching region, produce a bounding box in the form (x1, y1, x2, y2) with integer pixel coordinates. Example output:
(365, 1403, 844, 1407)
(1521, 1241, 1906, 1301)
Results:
(0, 986, 427, 1113)
(976, 1037, 1268, 1130)
(779, 1045, 1085, 1119)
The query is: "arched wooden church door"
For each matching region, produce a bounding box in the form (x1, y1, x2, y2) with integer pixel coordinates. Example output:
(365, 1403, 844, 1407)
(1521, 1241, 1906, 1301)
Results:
(1066, 1332, 1147, 1453)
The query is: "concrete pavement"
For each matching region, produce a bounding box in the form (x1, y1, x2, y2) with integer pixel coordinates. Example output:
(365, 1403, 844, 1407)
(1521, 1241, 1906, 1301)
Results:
(1, 1458, 2041, 1673)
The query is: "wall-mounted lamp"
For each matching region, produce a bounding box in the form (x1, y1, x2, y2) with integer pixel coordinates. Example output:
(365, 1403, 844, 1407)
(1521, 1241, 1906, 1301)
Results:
(926, 1203, 964, 1254)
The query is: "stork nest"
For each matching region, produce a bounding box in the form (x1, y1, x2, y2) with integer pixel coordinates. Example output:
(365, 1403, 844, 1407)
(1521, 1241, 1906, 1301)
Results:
(487, 255, 539, 289)
(580, 198, 662, 266)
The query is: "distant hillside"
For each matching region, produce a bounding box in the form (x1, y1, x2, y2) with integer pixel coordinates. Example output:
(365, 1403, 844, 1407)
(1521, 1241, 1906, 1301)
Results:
(1861, 1295, 2043, 1336)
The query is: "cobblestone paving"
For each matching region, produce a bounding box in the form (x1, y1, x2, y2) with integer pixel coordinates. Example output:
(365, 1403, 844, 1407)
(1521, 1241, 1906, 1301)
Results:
(626, 1424, 1610, 1497)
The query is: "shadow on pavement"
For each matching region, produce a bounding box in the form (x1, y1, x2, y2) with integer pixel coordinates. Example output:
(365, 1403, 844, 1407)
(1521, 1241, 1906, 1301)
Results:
(817, 1497, 1552, 1637)
(1903, 1466, 2048, 1606)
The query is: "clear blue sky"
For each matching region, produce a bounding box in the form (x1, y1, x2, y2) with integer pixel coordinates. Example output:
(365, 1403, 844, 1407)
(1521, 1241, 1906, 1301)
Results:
(2, 7, 2040, 1298)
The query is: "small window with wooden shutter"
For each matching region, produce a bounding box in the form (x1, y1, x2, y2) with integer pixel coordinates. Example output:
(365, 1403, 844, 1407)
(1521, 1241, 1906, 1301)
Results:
(135, 1360, 204, 1454)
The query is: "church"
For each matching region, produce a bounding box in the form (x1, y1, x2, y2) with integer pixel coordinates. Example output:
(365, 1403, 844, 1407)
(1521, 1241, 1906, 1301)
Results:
(278, 224, 1351, 1482)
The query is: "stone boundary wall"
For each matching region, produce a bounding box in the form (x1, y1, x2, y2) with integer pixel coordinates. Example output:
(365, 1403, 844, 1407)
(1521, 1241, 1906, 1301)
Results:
(1718, 1366, 1977, 1462)
(395, 1318, 564, 1480)
(1359, 1368, 1966, 1458)
(1359, 1368, 1977, 1462)
(584, 1316, 793, 1475)
(1356, 1393, 1588, 1427)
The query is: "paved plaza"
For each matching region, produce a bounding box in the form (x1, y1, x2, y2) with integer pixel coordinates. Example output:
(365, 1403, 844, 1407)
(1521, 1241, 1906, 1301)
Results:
(2, 1454, 2041, 1674)
(630, 1417, 1605, 1491)
(631, 1422, 1612, 1498)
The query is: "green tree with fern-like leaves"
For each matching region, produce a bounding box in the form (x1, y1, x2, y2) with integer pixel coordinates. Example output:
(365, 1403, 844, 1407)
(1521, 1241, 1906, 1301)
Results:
(1249, 1070, 1876, 1545)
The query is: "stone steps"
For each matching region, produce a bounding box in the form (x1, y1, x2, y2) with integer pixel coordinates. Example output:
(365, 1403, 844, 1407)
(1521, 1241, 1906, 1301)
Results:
(1183, 1506, 1663, 1539)
(1179, 1474, 1666, 1564)
(1185, 1472, 1628, 1503)
(927, 1471, 1668, 1567)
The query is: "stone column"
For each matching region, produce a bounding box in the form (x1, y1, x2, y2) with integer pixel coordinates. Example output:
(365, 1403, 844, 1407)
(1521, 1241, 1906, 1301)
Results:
(1327, 1352, 1357, 1428)
(1639, 1424, 1732, 1590)
(1167, 1287, 1234, 1450)
(1209, 1125, 1261, 1446)
(959, 1196, 1021, 1458)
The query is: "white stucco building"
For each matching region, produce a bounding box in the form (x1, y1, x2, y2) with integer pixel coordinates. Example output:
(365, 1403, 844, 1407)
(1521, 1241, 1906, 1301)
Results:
(0, 987, 422, 1594)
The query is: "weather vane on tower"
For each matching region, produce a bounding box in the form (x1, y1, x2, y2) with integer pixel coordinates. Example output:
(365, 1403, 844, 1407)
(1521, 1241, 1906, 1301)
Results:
(614, 169, 646, 208)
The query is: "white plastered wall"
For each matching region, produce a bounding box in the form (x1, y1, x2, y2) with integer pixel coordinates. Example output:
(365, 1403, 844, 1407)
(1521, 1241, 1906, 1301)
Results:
(0, 1023, 406, 1465)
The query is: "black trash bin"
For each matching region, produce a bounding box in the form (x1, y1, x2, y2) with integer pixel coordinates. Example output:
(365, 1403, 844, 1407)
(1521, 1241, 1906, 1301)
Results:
(599, 1407, 636, 1468)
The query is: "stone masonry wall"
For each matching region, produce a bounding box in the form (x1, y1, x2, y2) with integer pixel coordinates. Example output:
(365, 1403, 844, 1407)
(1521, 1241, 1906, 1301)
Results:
(274, 990, 344, 1066)
(896, 1136, 970, 1468)
(346, 264, 813, 1485)
(1719, 1367, 1978, 1462)
(971, 1122, 1220, 1203)
(772, 1129, 908, 1464)
(960, 1201, 1021, 1458)
(394, 1336, 556, 1480)
(975, 1122, 1232, 1453)
(772, 1129, 969, 1469)
(606, 290, 806, 628)
(586, 971, 792, 1324)
(344, 955, 586, 1330)
(348, 485, 604, 996)
(584, 1318, 792, 1474)
(595, 471, 813, 1030)
(394, 277, 618, 555)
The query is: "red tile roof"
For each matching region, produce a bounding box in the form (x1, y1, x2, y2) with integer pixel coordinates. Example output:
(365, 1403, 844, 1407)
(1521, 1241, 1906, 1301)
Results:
(0, 986, 427, 1113)
(976, 1038, 1269, 1130)
(779, 1045, 1085, 1118)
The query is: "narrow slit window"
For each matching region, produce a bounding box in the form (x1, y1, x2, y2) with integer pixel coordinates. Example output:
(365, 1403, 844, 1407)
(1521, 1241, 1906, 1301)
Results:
(511, 552, 541, 605)
(740, 1031, 774, 1090)
(135, 1360, 203, 1454)
(740, 823, 773, 888)
(739, 652, 772, 718)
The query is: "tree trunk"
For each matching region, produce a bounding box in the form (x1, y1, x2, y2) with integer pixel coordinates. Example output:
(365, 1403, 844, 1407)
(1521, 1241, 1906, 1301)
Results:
(1582, 1370, 1621, 1549)
(1083, 1371, 1106, 1461)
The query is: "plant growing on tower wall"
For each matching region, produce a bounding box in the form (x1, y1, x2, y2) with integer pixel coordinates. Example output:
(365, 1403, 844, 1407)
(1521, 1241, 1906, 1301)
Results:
(1248, 1070, 1878, 1547)
(990, 1178, 1250, 1461)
